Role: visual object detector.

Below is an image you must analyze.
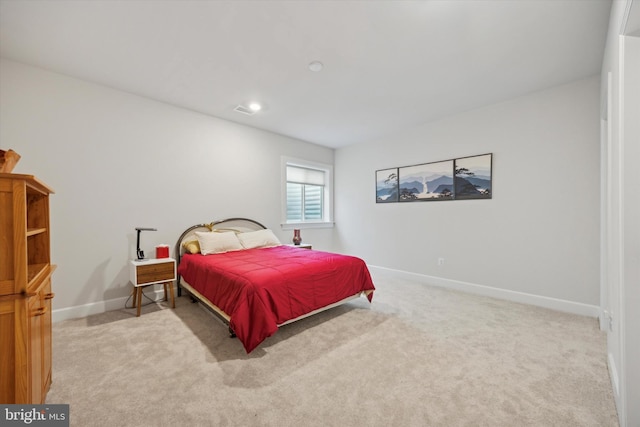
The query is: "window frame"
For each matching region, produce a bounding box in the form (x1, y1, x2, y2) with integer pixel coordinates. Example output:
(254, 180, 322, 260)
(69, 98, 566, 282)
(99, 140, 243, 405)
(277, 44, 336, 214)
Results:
(281, 157, 334, 230)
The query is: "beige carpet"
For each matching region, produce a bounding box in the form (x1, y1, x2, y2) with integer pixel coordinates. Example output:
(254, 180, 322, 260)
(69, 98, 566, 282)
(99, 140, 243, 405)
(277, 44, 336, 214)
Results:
(46, 270, 619, 426)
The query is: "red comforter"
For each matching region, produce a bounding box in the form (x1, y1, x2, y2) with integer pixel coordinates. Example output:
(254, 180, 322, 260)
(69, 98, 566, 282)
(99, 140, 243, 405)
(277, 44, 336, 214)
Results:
(177, 245, 375, 353)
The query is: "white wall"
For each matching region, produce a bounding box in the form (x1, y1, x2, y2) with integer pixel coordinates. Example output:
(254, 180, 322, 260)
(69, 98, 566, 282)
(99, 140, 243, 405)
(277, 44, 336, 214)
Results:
(0, 60, 603, 322)
(0, 59, 334, 319)
(334, 77, 601, 310)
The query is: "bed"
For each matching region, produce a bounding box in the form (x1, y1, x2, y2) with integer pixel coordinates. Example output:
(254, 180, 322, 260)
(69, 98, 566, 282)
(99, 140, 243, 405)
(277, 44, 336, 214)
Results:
(175, 218, 375, 353)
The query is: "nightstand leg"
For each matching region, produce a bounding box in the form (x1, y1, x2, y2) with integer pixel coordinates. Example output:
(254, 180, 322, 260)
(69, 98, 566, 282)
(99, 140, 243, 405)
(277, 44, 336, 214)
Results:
(163, 283, 168, 301)
(136, 287, 142, 317)
(132, 287, 137, 309)
(169, 281, 175, 308)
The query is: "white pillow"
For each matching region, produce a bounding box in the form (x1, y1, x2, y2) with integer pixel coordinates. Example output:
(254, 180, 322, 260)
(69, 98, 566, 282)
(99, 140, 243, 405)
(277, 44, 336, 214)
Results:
(195, 231, 244, 255)
(237, 229, 282, 249)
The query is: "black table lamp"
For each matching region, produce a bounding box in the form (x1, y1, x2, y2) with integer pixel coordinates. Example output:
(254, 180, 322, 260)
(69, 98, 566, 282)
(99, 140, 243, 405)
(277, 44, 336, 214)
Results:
(135, 227, 157, 260)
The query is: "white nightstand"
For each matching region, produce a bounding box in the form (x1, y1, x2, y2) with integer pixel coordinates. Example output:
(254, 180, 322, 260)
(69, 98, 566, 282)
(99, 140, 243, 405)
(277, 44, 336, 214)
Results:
(287, 244, 312, 250)
(129, 258, 176, 317)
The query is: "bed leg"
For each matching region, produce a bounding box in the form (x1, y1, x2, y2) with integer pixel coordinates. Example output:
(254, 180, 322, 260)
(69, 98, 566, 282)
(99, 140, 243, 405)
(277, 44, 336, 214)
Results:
(190, 295, 197, 303)
(228, 326, 236, 338)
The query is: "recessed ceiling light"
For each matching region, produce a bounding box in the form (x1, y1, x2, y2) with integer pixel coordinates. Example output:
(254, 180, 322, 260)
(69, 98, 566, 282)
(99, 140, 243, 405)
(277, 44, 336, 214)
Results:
(308, 61, 323, 72)
(249, 102, 262, 112)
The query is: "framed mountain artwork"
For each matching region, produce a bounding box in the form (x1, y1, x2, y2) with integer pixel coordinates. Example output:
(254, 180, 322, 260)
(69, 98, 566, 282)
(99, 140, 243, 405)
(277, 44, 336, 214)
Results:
(454, 154, 492, 200)
(398, 160, 454, 202)
(376, 168, 399, 203)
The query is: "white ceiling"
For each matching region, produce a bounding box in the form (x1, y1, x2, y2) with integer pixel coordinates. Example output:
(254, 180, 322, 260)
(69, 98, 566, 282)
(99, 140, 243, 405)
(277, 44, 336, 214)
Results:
(0, 0, 612, 148)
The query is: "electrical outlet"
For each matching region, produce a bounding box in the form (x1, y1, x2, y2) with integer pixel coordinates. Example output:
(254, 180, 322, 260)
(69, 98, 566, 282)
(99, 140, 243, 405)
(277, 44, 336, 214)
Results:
(438, 258, 445, 266)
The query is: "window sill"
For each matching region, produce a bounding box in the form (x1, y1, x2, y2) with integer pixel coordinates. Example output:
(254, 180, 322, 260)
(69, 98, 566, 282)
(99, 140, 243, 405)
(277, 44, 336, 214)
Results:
(281, 222, 334, 230)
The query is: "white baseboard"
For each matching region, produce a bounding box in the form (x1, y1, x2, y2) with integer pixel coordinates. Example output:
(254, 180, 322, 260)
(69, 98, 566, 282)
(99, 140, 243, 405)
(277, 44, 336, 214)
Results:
(52, 286, 173, 323)
(608, 352, 620, 398)
(368, 265, 600, 318)
(54, 269, 599, 322)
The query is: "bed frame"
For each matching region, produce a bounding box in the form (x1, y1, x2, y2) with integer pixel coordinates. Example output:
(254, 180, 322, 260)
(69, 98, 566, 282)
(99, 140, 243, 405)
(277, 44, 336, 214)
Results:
(174, 218, 368, 337)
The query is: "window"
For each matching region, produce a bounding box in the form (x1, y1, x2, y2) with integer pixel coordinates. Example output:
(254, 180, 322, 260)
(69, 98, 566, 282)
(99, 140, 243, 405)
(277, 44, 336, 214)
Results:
(286, 166, 324, 221)
(282, 158, 333, 228)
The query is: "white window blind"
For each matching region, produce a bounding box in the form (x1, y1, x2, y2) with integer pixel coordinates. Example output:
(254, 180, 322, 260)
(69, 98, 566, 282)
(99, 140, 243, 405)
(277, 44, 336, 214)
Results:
(286, 166, 325, 186)
(286, 165, 325, 222)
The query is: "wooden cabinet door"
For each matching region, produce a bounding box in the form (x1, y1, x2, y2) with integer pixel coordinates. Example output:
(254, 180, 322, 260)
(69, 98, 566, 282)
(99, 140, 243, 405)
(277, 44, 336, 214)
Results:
(0, 299, 16, 403)
(0, 298, 30, 404)
(29, 293, 43, 404)
(42, 280, 53, 397)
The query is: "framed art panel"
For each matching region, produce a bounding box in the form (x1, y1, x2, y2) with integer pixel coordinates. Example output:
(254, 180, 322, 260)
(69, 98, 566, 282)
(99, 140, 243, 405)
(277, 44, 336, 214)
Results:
(454, 153, 492, 199)
(398, 160, 454, 201)
(376, 168, 399, 203)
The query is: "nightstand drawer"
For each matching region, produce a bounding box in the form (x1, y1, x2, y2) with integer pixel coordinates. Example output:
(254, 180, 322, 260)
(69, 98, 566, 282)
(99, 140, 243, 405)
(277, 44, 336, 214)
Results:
(134, 261, 175, 285)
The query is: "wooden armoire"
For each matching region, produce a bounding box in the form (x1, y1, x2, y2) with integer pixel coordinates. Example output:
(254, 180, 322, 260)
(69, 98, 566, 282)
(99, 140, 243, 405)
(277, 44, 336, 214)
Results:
(0, 173, 55, 404)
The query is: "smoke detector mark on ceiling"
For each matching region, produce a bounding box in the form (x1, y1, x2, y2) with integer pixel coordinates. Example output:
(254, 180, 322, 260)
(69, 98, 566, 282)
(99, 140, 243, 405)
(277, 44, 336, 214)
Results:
(234, 102, 262, 115)
(234, 105, 256, 115)
(308, 61, 323, 72)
